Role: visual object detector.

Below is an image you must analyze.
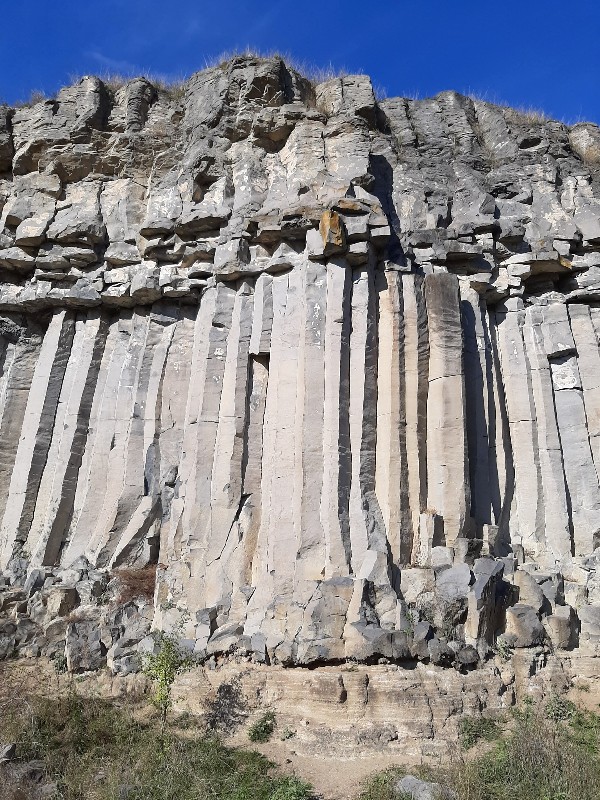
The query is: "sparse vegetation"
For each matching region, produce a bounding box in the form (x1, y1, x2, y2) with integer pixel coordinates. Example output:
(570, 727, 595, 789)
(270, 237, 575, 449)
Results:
(467, 91, 551, 123)
(359, 701, 600, 800)
(114, 565, 157, 605)
(142, 630, 195, 731)
(202, 47, 351, 84)
(504, 105, 550, 124)
(493, 635, 514, 661)
(13, 89, 53, 108)
(545, 693, 576, 722)
(458, 715, 501, 749)
(1, 689, 313, 800)
(8, 51, 355, 111)
(356, 767, 406, 800)
(248, 710, 277, 743)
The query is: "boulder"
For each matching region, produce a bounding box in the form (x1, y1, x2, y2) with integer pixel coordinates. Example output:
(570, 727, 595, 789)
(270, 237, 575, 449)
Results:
(395, 774, 453, 800)
(505, 604, 546, 648)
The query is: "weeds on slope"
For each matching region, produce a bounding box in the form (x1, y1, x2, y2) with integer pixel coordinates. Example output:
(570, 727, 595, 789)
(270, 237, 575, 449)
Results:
(358, 698, 600, 800)
(1, 688, 312, 800)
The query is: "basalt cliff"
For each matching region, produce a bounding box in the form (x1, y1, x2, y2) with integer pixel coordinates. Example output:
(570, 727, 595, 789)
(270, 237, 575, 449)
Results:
(1, 57, 600, 695)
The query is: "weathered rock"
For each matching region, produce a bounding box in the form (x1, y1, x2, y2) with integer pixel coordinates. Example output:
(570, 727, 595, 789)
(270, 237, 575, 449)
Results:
(65, 619, 106, 672)
(0, 743, 16, 763)
(0, 57, 598, 671)
(395, 774, 452, 800)
(505, 604, 546, 648)
(543, 605, 577, 649)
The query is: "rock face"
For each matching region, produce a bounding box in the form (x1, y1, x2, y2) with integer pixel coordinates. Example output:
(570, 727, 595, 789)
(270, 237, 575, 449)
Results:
(1, 56, 600, 670)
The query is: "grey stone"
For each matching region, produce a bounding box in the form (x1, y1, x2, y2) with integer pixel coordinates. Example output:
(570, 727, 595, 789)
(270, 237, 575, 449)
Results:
(0, 742, 16, 763)
(456, 644, 479, 666)
(411, 621, 434, 659)
(436, 564, 473, 601)
(505, 604, 546, 648)
(23, 568, 46, 597)
(428, 636, 454, 666)
(65, 620, 106, 672)
(395, 774, 452, 800)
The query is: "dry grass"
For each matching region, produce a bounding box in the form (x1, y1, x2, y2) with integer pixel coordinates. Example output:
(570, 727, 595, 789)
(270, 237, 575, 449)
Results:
(114, 565, 157, 605)
(201, 47, 351, 84)
(12, 89, 54, 108)
(505, 105, 550, 124)
(69, 71, 188, 99)
(8, 51, 367, 112)
(467, 92, 552, 124)
(358, 699, 600, 800)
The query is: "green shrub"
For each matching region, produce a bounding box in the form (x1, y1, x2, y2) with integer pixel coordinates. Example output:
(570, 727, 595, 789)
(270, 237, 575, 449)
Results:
(142, 631, 195, 730)
(248, 710, 276, 742)
(270, 776, 313, 800)
(356, 767, 405, 800)
(458, 715, 501, 749)
(545, 693, 576, 722)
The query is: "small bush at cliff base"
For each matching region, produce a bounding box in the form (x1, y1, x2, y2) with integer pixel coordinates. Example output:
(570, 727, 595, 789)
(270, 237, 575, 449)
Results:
(357, 767, 406, 800)
(248, 710, 276, 742)
(142, 631, 195, 730)
(458, 715, 501, 749)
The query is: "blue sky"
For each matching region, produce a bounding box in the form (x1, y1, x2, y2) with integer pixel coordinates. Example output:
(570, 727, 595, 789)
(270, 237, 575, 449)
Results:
(1, 0, 598, 124)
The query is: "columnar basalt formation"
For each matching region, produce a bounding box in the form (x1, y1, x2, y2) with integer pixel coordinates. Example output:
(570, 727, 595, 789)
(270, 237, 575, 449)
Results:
(1, 57, 600, 671)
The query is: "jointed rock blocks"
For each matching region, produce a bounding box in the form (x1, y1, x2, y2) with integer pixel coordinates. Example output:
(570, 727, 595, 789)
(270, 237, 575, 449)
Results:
(0, 56, 600, 672)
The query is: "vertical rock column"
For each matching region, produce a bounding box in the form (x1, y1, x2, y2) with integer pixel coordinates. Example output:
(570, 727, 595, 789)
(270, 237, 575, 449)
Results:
(546, 304, 600, 555)
(0, 322, 44, 566)
(160, 287, 219, 600)
(485, 310, 514, 545)
(348, 259, 387, 576)
(494, 307, 542, 557)
(321, 260, 353, 578)
(424, 272, 470, 546)
(105, 310, 180, 567)
(568, 304, 600, 476)
(182, 283, 236, 603)
(203, 281, 253, 610)
(0, 310, 75, 565)
(153, 308, 196, 572)
(27, 312, 109, 565)
(295, 260, 328, 585)
(460, 284, 493, 530)
(375, 269, 411, 564)
(80, 309, 153, 566)
(63, 312, 139, 566)
(522, 306, 571, 561)
(401, 274, 429, 562)
(246, 268, 304, 645)
(236, 273, 273, 588)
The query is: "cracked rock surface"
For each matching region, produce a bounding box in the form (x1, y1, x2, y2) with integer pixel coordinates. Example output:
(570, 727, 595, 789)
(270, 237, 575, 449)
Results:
(1, 56, 600, 670)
